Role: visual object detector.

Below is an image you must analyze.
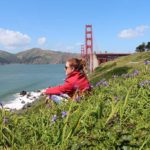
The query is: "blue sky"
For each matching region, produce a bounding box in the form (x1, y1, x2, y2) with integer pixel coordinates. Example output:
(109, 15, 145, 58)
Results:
(0, 0, 150, 53)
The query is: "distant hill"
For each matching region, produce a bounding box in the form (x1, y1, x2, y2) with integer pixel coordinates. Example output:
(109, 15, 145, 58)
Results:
(0, 50, 20, 64)
(0, 48, 80, 64)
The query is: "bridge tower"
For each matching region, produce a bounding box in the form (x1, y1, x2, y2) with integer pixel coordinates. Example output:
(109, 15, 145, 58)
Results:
(81, 44, 85, 58)
(85, 24, 93, 72)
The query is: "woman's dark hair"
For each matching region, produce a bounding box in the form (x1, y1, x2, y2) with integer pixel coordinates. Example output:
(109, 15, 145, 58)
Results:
(67, 58, 87, 74)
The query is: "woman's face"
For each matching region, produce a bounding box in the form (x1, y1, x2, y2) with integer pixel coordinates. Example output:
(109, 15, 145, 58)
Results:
(65, 61, 74, 75)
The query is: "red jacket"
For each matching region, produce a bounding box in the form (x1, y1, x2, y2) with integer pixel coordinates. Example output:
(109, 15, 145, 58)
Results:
(44, 71, 91, 97)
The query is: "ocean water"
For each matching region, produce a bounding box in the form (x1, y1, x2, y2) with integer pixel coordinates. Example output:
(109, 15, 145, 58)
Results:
(0, 64, 65, 104)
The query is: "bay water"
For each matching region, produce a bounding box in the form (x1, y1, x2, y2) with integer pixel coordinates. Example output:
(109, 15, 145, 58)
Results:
(0, 64, 65, 104)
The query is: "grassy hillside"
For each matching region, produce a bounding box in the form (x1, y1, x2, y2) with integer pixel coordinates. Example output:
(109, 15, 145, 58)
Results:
(0, 50, 19, 64)
(0, 52, 150, 149)
(90, 51, 150, 84)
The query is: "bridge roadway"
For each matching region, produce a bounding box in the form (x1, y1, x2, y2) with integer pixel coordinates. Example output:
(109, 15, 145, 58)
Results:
(87, 53, 130, 72)
(96, 53, 130, 64)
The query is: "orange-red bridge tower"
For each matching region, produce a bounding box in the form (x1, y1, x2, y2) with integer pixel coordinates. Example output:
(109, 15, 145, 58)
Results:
(85, 24, 93, 72)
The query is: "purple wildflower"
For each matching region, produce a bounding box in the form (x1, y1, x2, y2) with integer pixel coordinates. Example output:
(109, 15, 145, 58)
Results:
(133, 70, 139, 76)
(62, 111, 67, 118)
(102, 81, 109, 86)
(144, 60, 150, 65)
(139, 80, 150, 87)
(96, 79, 108, 87)
(121, 70, 139, 78)
(51, 115, 57, 122)
(139, 82, 145, 87)
(96, 81, 101, 87)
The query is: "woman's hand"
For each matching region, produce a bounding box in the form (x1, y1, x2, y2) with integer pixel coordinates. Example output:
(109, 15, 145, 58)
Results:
(41, 89, 47, 94)
(41, 86, 51, 95)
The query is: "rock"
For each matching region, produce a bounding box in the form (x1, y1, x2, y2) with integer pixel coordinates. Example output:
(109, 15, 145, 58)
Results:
(22, 103, 32, 109)
(27, 93, 31, 98)
(21, 100, 25, 104)
(20, 91, 27, 96)
(36, 90, 41, 92)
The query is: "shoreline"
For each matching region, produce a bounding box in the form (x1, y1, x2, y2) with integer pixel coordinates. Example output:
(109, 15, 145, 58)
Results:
(1, 90, 43, 111)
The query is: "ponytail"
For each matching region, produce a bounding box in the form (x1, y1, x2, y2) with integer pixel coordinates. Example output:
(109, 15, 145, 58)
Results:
(79, 58, 87, 74)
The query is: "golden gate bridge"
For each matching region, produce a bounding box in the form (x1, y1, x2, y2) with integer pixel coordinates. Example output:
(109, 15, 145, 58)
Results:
(81, 25, 130, 72)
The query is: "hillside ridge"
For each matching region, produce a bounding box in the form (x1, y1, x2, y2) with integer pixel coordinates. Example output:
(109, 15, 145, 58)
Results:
(0, 48, 80, 64)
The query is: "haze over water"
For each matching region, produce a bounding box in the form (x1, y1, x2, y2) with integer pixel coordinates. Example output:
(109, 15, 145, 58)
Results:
(0, 64, 65, 103)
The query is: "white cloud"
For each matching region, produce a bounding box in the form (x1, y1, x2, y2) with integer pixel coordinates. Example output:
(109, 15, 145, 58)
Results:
(0, 28, 31, 49)
(37, 37, 46, 45)
(118, 25, 150, 39)
(50, 41, 84, 53)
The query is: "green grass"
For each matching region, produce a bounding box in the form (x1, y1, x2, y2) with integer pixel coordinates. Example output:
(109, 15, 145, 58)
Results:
(90, 51, 150, 84)
(0, 51, 150, 149)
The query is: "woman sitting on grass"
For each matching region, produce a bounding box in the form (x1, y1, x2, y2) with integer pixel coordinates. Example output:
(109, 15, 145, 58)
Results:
(43, 58, 91, 103)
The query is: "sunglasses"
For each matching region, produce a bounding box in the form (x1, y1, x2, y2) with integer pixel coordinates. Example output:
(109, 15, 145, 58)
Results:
(65, 66, 69, 69)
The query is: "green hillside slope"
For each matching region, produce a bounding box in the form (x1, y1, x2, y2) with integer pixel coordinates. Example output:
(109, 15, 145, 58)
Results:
(0, 48, 80, 64)
(0, 52, 150, 149)
(16, 48, 80, 64)
(90, 51, 150, 84)
(0, 50, 19, 64)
